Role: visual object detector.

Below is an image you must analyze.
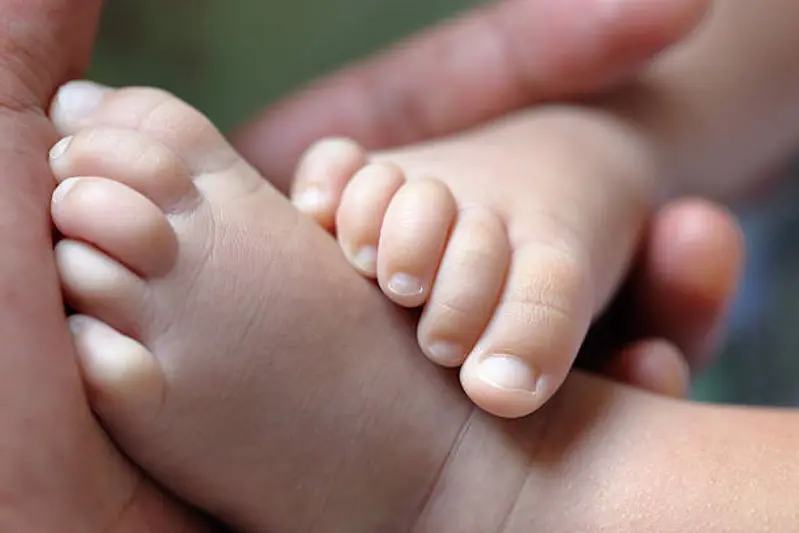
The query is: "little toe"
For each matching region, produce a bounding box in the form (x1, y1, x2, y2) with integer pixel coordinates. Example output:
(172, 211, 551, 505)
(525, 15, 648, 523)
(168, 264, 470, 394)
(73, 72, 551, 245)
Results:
(49, 129, 196, 211)
(293, 137, 367, 230)
(56, 240, 149, 337)
(377, 178, 457, 308)
(51, 177, 178, 278)
(460, 243, 594, 418)
(418, 207, 510, 367)
(336, 162, 405, 277)
(70, 315, 166, 427)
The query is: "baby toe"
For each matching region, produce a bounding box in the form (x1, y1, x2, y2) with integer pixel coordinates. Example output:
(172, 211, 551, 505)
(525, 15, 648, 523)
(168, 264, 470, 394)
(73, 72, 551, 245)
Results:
(418, 206, 509, 367)
(377, 178, 457, 308)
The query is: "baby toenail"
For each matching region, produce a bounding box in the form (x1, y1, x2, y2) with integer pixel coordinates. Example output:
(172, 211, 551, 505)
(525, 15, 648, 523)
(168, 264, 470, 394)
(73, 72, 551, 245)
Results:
(51, 178, 81, 204)
(293, 186, 330, 213)
(49, 136, 73, 160)
(351, 246, 377, 274)
(426, 341, 464, 367)
(67, 315, 88, 335)
(51, 80, 111, 126)
(476, 355, 538, 393)
(388, 273, 424, 297)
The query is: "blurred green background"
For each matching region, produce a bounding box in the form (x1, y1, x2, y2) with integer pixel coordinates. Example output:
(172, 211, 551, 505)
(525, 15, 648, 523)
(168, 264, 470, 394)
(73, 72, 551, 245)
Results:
(91, 0, 481, 131)
(90, 0, 799, 406)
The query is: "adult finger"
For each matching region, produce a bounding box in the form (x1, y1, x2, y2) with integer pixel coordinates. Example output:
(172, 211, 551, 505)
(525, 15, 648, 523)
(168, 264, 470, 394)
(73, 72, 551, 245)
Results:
(233, 0, 711, 191)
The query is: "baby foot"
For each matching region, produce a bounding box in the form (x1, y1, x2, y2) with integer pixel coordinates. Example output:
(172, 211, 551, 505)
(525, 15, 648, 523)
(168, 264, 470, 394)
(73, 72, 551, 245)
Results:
(49, 81, 473, 533)
(292, 110, 655, 418)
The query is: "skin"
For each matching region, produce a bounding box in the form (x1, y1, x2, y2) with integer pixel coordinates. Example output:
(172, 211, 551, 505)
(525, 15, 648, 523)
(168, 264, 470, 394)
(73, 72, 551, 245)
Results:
(236, 0, 799, 372)
(233, 0, 727, 375)
(234, 0, 712, 192)
(45, 81, 745, 533)
(58, 2, 799, 526)
(218, 2, 799, 530)
(0, 0, 212, 530)
(629, 0, 799, 201)
(286, 105, 705, 419)
(0, 0, 735, 530)
(470, 5, 799, 526)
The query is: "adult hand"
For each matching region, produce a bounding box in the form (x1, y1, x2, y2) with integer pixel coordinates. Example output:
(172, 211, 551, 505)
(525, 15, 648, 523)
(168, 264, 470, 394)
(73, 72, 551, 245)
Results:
(0, 0, 216, 530)
(584, 198, 743, 397)
(233, 0, 711, 190)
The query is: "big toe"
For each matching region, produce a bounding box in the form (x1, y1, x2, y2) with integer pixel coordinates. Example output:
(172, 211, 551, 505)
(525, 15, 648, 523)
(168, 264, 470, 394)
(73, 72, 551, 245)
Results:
(460, 244, 595, 418)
